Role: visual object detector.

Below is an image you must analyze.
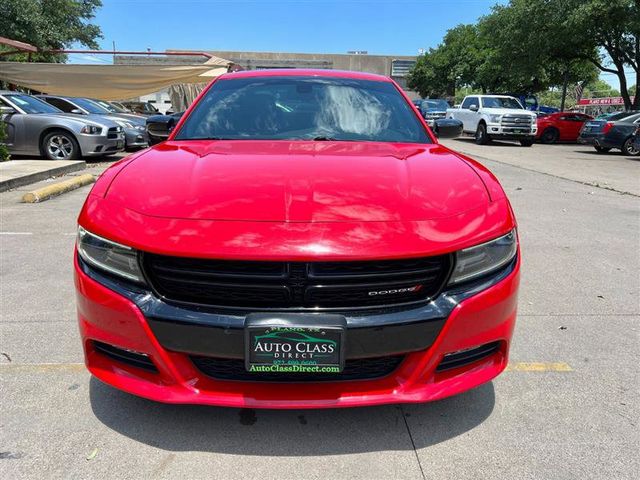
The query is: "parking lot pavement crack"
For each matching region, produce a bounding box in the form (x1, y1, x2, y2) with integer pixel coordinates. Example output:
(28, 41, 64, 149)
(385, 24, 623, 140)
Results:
(399, 406, 426, 480)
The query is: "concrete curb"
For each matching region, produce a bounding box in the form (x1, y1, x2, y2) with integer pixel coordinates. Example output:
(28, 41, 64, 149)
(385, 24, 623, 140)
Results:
(0, 160, 86, 193)
(22, 174, 95, 203)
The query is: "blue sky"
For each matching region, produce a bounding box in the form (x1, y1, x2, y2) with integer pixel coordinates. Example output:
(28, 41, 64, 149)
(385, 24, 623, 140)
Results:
(70, 0, 627, 89)
(75, 0, 502, 58)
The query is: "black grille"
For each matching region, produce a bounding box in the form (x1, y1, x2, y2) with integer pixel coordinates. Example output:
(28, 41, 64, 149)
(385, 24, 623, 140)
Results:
(93, 341, 158, 372)
(142, 254, 451, 309)
(436, 342, 500, 372)
(107, 126, 120, 139)
(191, 355, 404, 382)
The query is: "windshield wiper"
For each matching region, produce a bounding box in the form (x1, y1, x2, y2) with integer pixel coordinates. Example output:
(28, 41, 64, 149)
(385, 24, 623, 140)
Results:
(312, 136, 338, 141)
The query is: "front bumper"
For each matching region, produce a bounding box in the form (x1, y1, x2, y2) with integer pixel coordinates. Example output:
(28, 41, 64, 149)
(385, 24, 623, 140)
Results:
(486, 123, 536, 139)
(78, 132, 126, 157)
(124, 128, 149, 149)
(75, 250, 520, 409)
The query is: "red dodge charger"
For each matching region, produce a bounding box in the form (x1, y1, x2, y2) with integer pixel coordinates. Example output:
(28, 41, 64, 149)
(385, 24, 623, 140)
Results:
(75, 69, 520, 408)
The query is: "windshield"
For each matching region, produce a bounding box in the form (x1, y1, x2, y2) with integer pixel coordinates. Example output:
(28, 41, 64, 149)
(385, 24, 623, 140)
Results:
(92, 99, 123, 113)
(6, 94, 62, 114)
(175, 76, 431, 143)
(72, 98, 110, 114)
(421, 99, 449, 111)
(482, 97, 524, 109)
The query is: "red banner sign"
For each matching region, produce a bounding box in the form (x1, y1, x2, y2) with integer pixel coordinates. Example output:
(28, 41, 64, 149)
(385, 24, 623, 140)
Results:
(577, 96, 635, 106)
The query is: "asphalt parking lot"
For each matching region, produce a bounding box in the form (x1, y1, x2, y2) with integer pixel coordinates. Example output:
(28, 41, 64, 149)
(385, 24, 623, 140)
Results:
(1, 140, 638, 479)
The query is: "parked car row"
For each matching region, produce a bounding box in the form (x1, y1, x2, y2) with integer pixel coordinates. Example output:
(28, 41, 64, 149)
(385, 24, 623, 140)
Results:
(433, 93, 639, 156)
(0, 92, 150, 160)
(0, 91, 126, 160)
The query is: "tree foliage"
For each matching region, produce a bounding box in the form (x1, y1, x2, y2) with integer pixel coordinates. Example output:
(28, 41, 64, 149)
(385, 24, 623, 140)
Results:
(409, 0, 638, 109)
(0, 0, 103, 62)
(0, 121, 10, 162)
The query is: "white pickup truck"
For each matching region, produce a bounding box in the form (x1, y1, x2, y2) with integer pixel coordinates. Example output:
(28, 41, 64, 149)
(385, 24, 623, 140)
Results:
(447, 95, 537, 146)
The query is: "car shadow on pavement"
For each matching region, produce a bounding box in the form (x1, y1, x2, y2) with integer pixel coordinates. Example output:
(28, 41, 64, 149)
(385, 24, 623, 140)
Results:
(89, 377, 495, 456)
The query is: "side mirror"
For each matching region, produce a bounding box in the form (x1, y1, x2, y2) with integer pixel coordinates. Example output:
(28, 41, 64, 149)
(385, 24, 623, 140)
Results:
(70, 108, 84, 115)
(146, 114, 177, 145)
(433, 118, 463, 139)
(469, 104, 479, 112)
(0, 105, 16, 115)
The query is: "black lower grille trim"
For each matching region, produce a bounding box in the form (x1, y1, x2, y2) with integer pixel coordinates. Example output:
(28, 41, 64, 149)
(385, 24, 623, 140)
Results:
(191, 355, 404, 382)
(93, 341, 158, 372)
(436, 342, 500, 372)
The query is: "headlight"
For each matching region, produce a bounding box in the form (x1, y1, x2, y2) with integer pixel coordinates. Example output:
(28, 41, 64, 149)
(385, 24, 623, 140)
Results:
(488, 114, 502, 123)
(80, 125, 102, 134)
(77, 227, 145, 283)
(115, 120, 134, 129)
(135, 124, 146, 131)
(448, 230, 517, 285)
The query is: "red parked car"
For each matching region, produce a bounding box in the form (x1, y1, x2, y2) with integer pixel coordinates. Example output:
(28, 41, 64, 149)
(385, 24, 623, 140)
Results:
(536, 112, 593, 143)
(75, 69, 520, 408)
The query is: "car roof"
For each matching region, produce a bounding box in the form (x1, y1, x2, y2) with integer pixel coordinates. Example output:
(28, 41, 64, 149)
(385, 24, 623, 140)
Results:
(218, 68, 393, 82)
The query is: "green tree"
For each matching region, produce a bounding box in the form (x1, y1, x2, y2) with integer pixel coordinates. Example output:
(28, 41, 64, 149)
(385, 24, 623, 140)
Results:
(583, 79, 621, 98)
(563, 0, 639, 109)
(408, 24, 489, 98)
(478, 0, 598, 107)
(0, 0, 103, 62)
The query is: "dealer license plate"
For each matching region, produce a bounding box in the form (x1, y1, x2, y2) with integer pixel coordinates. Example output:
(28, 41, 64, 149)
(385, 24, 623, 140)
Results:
(245, 313, 346, 374)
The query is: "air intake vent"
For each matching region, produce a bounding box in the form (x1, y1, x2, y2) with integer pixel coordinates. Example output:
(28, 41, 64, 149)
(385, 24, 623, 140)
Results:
(93, 341, 158, 372)
(436, 342, 500, 372)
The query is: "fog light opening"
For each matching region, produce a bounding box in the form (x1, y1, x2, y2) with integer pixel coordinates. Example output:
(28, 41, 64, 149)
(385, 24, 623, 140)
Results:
(436, 341, 501, 372)
(92, 341, 158, 372)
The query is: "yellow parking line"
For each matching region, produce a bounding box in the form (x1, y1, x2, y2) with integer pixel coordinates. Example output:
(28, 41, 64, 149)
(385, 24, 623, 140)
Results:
(0, 363, 85, 373)
(506, 362, 573, 372)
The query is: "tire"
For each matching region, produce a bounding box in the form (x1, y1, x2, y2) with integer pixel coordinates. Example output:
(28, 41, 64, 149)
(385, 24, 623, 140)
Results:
(594, 146, 611, 153)
(520, 139, 534, 147)
(41, 130, 80, 160)
(622, 137, 640, 156)
(540, 128, 559, 144)
(475, 123, 489, 145)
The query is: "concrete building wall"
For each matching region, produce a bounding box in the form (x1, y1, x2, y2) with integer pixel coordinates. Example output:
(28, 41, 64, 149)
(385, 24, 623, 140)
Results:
(115, 49, 419, 99)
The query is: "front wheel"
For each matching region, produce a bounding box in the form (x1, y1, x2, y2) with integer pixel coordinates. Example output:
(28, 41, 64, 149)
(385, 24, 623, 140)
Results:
(540, 128, 559, 144)
(475, 123, 489, 145)
(622, 138, 640, 156)
(41, 130, 80, 160)
(594, 146, 611, 153)
(520, 139, 534, 147)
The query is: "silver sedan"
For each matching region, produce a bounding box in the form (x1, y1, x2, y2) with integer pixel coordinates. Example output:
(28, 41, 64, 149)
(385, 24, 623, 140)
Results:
(0, 92, 124, 160)
(36, 95, 148, 151)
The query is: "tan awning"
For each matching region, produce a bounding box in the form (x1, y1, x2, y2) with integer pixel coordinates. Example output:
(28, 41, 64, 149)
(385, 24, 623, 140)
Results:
(0, 56, 231, 100)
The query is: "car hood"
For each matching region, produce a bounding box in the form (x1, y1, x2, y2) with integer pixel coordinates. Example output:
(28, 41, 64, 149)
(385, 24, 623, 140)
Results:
(105, 140, 490, 222)
(482, 108, 535, 117)
(35, 113, 118, 128)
